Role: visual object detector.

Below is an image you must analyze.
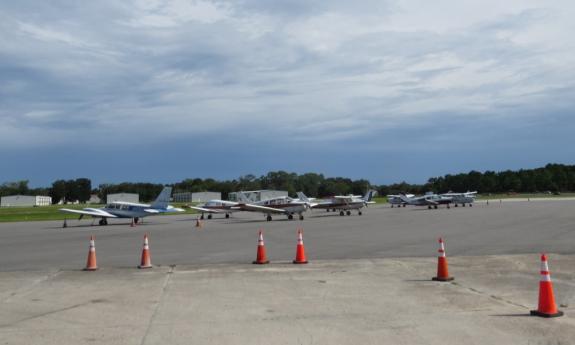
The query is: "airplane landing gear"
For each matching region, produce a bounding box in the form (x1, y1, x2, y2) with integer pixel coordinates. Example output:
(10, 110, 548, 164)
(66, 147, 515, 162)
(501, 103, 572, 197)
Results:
(428, 205, 432, 209)
(339, 211, 345, 216)
(207, 214, 213, 219)
(346, 210, 351, 216)
(358, 211, 362, 215)
(454, 204, 458, 207)
(200, 214, 205, 220)
(98, 219, 108, 226)
(434, 205, 438, 209)
(462, 204, 466, 207)
(299, 214, 304, 220)
(225, 213, 230, 218)
(266, 215, 272, 221)
(288, 214, 294, 220)
(469, 204, 473, 207)
(134, 217, 139, 224)
(447, 204, 450, 209)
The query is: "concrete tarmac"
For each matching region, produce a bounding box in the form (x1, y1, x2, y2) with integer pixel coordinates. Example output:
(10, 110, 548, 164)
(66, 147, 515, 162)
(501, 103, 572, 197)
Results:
(1, 200, 575, 270)
(1, 201, 575, 344)
(0, 255, 574, 344)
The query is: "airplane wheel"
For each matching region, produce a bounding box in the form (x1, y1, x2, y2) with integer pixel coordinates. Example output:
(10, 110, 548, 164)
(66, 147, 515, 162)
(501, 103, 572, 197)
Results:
(200, 214, 205, 220)
(266, 215, 272, 221)
(225, 213, 230, 218)
(207, 214, 212, 219)
(454, 204, 458, 207)
(346, 210, 351, 216)
(99, 219, 105, 226)
(469, 204, 473, 207)
(288, 214, 294, 220)
(403, 204, 406, 207)
(391, 205, 394, 208)
(299, 215, 304, 220)
(339, 211, 344, 216)
(428, 206, 432, 209)
(434, 205, 438, 209)
(326, 209, 330, 212)
(463, 204, 466, 207)
(358, 211, 362, 215)
(135, 217, 139, 224)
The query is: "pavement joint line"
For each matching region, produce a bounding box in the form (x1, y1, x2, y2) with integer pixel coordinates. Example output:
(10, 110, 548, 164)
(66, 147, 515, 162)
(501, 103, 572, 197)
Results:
(1, 270, 62, 304)
(139, 265, 174, 345)
(449, 281, 529, 310)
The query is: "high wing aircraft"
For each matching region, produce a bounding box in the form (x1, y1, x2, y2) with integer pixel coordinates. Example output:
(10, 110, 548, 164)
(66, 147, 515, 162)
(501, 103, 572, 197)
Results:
(440, 191, 477, 207)
(387, 194, 414, 208)
(399, 193, 453, 209)
(59, 187, 184, 226)
(299, 190, 376, 216)
(188, 199, 240, 219)
(236, 193, 311, 221)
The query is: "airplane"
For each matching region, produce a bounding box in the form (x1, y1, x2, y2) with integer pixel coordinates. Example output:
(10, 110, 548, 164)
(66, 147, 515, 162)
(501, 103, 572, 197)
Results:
(188, 199, 240, 219)
(387, 194, 414, 208)
(59, 187, 184, 226)
(299, 190, 376, 216)
(236, 193, 311, 221)
(399, 193, 453, 209)
(440, 191, 477, 207)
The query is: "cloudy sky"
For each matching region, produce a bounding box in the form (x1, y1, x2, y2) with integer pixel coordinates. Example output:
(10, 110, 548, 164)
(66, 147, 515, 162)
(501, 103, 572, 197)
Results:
(1, 0, 574, 187)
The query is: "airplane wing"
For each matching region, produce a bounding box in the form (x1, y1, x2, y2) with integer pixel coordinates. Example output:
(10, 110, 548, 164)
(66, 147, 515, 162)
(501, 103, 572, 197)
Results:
(59, 208, 118, 218)
(233, 204, 287, 214)
(144, 209, 161, 214)
(189, 206, 226, 214)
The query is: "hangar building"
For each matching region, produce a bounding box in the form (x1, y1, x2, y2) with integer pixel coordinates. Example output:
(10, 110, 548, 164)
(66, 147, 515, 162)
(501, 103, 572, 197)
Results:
(173, 192, 221, 203)
(228, 190, 288, 202)
(106, 193, 139, 204)
(1, 195, 52, 207)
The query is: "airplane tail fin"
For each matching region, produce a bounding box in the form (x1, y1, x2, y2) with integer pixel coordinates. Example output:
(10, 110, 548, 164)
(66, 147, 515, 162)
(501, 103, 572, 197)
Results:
(399, 193, 410, 203)
(297, 191, 310, 203)
(151, 187, 172, 209)
(363, 190, 375, 202)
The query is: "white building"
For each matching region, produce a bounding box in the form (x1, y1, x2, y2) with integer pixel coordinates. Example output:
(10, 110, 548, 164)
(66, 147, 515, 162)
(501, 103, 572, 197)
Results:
(1, 195, 52, 207)
(173, 192, 221, 203)
(106, 193, 139, 204)
(228, 190, 288, 202)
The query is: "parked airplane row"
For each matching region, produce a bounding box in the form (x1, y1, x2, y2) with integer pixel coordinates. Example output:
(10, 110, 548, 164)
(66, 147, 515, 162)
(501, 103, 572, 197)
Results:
(58, 187, 476, 227)
(387, 191, 477, 209)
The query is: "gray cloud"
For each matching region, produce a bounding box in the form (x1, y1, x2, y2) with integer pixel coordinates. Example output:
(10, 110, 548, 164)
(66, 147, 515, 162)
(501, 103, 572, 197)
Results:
(0, 0, 574, 151)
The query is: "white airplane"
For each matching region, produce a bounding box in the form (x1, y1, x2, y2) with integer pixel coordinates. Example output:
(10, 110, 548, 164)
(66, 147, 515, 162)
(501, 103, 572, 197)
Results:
(189, 199, 240, 219)
(298, 190, 376, 216)
(440, 191, 477, 207)
(59, 187, 184, 226)
(399, 193, 453, 209)
(387, 194, 414, 208)
(236, 193, 311, 221)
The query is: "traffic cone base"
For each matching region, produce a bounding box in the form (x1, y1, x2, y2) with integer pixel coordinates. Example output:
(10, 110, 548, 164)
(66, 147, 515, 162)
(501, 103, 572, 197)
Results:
(138, 264, 153, 269)
(293, 259, 308, 264)
(432, 276, 454, 282)
(253, 259, 270, 265)
(530, 310, 564, 318)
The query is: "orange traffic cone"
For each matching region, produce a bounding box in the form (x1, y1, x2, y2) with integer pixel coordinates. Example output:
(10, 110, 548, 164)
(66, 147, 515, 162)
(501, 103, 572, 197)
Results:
(293, 229, 308, 264)
(195, 217, 202, 228)
(253, 231, 270, 264)
(531, 254, 563, 317)
(138, 234, 153, 269)
(432, 237, 453, 281)
(84, 236, 98, 271)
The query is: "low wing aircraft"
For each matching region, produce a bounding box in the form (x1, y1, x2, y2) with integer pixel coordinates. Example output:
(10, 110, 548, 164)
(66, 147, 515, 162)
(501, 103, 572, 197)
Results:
(387, 194, 414, 208)
(300, 190, 376, 216)
(440, 191, 477, 207)
(188, 200, 241, 219)
(399, 193, 453, 209)
(236, 193, 311, 221)
(59, 187, 184, 226)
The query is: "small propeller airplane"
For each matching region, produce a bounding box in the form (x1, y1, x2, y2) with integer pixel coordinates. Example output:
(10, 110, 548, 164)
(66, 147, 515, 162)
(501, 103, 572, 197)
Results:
(299, 190, 376, 216)
(440, 191, 477, 207)
(399, 193, 453, 209)
(59, 186, 184, 226)
(235, 193, 312, 221)
(387, 194, 414, 208)
(188, 199, 240, 220)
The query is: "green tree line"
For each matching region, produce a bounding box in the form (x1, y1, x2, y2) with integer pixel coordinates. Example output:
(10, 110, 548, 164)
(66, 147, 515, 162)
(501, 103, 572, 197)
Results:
(2, 164, 575, 203)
